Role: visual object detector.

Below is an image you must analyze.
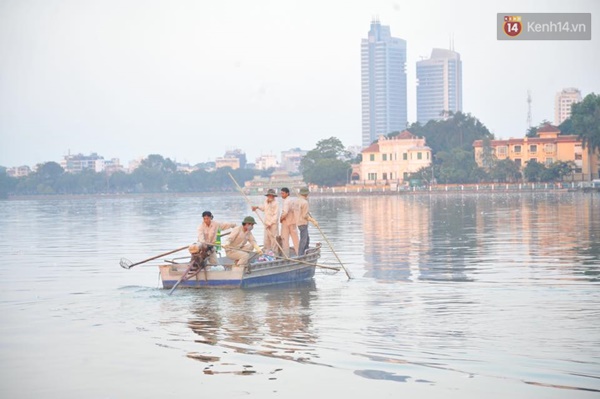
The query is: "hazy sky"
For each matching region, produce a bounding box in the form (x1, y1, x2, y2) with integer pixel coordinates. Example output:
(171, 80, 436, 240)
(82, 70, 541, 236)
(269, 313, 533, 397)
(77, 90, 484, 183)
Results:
(1, 0, 599, 168)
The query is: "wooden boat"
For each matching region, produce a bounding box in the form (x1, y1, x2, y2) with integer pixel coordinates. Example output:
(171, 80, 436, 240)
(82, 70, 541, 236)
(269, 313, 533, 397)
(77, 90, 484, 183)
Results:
(159, 244, 322, 289)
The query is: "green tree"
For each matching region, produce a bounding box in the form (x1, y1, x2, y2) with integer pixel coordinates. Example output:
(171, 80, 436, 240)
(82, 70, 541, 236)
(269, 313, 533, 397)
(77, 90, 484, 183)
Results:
(489, 159, 522, 183)
(523, 160, 546, 182)
(570, 93, 600, 179)
(401, 112, 494, 154)
(301, 137, 350, 186)
(406, 166, 434, 185)
(0, 168, 17, 198)
(30, 162, 65, 194)
(436, 148, 487, 184)
(131, 154, 177, 192)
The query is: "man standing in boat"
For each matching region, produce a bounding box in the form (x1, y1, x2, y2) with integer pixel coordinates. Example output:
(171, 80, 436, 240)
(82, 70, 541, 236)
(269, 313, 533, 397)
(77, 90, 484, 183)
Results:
(197, 211, 236, 266)
(297, 187, 318, 256)
(224, 216, 263, 268)
(279, 187, 299, 257)
(251, 188, 279, 253)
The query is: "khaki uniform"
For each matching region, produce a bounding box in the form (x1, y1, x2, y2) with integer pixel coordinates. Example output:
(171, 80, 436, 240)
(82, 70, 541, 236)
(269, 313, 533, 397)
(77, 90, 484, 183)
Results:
(280, 196, 299, 256)
(256, 198, 279, 252)
(296, 196, 310, 255)
(197, 220, 236, 265)
(225, 225, 260, 267)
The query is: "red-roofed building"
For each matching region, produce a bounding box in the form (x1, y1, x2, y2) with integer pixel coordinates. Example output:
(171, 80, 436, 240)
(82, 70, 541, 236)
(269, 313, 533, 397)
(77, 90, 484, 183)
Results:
(358, 131, 432, 184)
(473, 124, 599, 180)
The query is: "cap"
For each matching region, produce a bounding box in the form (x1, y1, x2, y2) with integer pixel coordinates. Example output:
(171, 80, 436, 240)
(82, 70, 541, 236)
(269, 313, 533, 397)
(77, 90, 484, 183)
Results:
(299, 187, 309, 195)
(265, 189, 277, 197)
(242, 216, 257, 225)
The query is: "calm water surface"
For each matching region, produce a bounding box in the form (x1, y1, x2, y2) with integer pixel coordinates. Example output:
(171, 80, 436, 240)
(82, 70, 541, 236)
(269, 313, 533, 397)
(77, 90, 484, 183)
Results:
(0, 192, 599, 398)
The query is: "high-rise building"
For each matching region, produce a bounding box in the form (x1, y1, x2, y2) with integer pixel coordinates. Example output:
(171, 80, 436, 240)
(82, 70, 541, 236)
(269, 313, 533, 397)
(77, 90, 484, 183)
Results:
(416, 48, 462, 124)
(554, 88, 581, 125)
(361, 19, 407, 148)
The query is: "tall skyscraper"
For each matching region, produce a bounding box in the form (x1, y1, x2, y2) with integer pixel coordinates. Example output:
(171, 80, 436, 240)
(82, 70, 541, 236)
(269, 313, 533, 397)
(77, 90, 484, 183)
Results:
(554, 88, 581, 125)
(416, 48, 462, 124)
(361, 19, 407, 148)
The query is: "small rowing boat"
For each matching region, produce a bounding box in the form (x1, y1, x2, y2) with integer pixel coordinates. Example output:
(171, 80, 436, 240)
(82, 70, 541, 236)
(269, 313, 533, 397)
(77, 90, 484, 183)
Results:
(159, 244, 323, 290)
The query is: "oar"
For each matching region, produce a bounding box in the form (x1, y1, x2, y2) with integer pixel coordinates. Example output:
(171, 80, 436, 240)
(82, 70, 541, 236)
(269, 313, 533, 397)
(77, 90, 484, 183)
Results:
(168, 262, 196, 295)
(120, 245, 189, 269)
(308, 212, 353, 280)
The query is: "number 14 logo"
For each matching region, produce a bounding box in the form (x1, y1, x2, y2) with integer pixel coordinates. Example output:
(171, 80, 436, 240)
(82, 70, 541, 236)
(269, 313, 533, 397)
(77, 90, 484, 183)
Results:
(503, 16, 522, 37)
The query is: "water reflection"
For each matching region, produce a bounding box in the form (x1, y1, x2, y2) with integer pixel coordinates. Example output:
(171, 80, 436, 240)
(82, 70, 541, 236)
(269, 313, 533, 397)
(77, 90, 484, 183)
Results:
(2, 193, 599, 397)
(359, 193, 600, 283)
(184, 281, 318, 375)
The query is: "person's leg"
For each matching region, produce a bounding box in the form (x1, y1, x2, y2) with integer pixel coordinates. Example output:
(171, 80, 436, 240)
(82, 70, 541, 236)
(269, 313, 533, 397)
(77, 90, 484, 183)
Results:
(263, 229, 271, 251)
(280, 224, 290, 256)
(267, 224, 278, 251)
(290, 224, 300, 256)
(298, 225, 308, 256)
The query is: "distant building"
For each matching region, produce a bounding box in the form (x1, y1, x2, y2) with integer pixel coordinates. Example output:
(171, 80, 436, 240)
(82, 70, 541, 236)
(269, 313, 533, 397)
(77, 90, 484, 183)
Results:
(195, 161, 216, 172)
(224, 149, 247, 169)
(6, 165, 32, 177)
(361, 19, 407, 148)
(215, 156, 240, 170)
(359, 131, 432, 184)
(176, 163, 197, 173)
(243, 170, 305, 195)
(554, 88, 582, 125)
(280, 148, 307, 173)
(473, 124, 599, 181)
(255, 154, 278, 170)
(60, 152, 122, 174)
(416, 48, 462, 124)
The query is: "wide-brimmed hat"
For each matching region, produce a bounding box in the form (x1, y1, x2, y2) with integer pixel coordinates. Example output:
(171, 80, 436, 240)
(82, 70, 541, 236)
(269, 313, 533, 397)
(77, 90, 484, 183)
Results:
(299, 187, 310, 195)
(265, 189, 277, 197)
(242, 216, 257, 225)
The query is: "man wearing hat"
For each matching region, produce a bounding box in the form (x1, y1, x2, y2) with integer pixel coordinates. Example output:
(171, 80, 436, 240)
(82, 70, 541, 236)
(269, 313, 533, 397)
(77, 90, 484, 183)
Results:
(251, 189, 279, 252)
(224, 216, 263, 268)
(297, 187, 318, 256)
(197, 210, 237, 265)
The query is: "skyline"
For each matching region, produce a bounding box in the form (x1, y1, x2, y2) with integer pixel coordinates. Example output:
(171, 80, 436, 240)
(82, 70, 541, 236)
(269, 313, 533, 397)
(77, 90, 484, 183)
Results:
(1, 0, 599, 168)
(361, 18, 407, 147)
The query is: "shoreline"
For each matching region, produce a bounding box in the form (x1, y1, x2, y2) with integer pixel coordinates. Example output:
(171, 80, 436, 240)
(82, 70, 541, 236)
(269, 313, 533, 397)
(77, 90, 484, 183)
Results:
(3, 186, 597, 201)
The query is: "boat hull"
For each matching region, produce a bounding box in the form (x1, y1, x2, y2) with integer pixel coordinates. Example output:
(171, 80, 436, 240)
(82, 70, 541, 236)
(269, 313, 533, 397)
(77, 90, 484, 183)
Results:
(159, 246, 320, 290)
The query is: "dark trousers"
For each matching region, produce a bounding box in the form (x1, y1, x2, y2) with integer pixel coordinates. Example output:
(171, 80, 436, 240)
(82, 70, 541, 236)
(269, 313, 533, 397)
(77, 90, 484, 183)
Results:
(298, 225, 309, 256)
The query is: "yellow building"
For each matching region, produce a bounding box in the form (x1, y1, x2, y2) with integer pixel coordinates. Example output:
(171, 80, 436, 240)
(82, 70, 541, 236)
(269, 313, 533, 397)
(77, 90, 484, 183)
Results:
(473, 124, 599, 181)
(359, 131, 432, 184)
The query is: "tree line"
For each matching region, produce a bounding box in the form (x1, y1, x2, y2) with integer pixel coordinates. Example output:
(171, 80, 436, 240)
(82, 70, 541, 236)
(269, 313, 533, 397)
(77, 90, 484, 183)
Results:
(0, 154, 256, 198)
(2, 94, 598, 197)
(300, 93, 600, 187)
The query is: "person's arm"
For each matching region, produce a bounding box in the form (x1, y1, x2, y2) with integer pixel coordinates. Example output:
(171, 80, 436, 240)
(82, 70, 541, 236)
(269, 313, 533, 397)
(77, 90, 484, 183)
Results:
(218, 222, 237, 230)
(249, 233, 263, 254)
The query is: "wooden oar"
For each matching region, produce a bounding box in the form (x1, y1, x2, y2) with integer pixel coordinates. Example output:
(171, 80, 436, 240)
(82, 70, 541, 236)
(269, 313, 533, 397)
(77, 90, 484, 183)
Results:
(120, 245, 189, 269)
(308, 212, 353, 280)
(168, 262, 196, 295)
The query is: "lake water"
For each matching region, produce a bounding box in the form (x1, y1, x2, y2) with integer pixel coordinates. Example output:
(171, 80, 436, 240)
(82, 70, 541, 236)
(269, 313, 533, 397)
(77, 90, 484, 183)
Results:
(1, 192, 599, 398)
